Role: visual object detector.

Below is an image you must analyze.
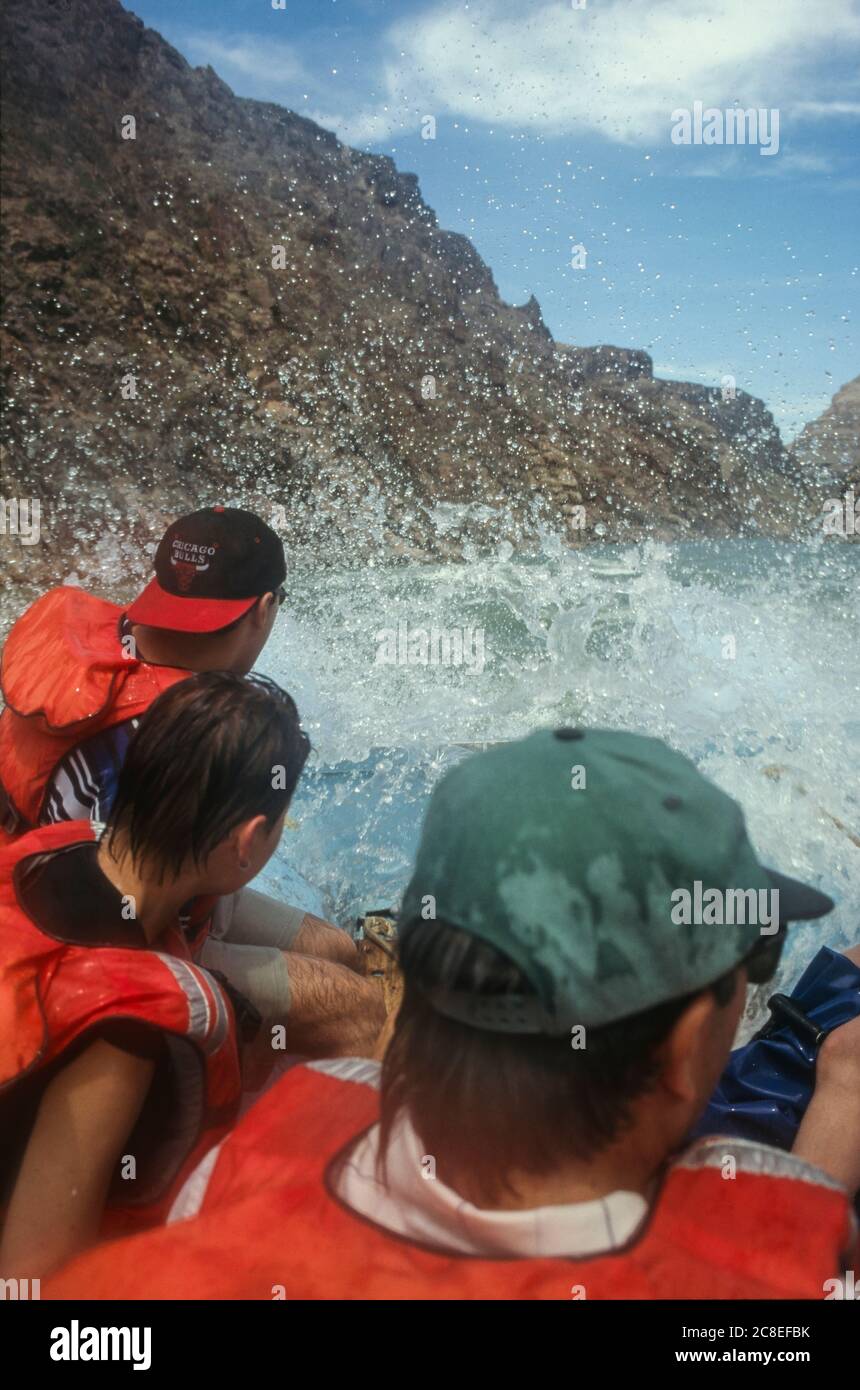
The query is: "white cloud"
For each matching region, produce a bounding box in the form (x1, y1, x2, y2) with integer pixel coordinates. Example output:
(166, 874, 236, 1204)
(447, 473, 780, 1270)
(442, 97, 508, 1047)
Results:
(370, 0, 860, 145)
(304, 105, 409, 145)
(177, 32, 308, 99)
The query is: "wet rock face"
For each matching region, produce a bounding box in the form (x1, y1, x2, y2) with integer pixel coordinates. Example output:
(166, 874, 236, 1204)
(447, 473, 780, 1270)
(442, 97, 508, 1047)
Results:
(0, 0, 821, 575)
(790, 377, 860, 542)
(791, 377, 860, 488)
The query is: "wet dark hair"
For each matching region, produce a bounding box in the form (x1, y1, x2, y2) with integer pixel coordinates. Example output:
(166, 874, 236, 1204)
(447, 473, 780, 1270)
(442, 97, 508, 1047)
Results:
(106, 671, 310, 880)
(380, 921, 738, 1206)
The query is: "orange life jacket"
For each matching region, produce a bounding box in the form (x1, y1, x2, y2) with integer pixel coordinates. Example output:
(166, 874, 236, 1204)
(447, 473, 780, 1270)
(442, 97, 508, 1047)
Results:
(0, 586, 188, 843)
(0, 821, 242, 1237)
(44, 1062, 858, 1300)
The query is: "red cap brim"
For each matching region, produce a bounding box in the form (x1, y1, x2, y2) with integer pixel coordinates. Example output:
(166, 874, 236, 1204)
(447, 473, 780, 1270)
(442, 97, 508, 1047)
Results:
(126, 579, 258, 634)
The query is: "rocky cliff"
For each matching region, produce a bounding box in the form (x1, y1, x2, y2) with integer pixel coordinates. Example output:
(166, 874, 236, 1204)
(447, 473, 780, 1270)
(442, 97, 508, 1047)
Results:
(790, 376, 859, 542)
(791, 376, 860, 489)
(0, 0, 827, 592)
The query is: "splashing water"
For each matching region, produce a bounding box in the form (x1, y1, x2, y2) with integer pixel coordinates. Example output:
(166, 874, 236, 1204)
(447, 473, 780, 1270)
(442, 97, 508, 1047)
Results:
(254, 532, 859, 1032)
(6, 519, 853, 1035)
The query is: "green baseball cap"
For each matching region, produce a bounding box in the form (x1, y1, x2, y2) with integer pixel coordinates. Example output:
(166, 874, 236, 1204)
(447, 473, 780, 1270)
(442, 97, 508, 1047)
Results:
(399, 728, 833, 1032)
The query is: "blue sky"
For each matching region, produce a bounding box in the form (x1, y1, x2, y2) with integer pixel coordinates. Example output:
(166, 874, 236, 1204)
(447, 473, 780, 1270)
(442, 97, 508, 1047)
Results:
(127, 0, 859, 440)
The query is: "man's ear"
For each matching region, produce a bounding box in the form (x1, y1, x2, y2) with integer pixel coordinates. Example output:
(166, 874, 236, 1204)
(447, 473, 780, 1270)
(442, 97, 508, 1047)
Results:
(250, 594, 276, 628)
(233, 815, 270, 869)
(659, 992, 718, 1105)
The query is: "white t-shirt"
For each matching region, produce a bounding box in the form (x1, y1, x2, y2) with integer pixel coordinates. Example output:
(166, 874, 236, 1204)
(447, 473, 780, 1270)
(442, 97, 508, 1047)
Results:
(333, 1080, 649, 1258)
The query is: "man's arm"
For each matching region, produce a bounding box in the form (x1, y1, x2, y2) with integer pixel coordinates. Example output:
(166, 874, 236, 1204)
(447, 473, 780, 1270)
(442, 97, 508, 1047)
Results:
(0, 1038, 154, 1277)
(792, 945, 860, 1196)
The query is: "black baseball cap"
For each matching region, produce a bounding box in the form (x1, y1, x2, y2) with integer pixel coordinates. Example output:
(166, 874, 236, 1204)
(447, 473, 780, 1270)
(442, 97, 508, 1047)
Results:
(127, 507, 286, 633)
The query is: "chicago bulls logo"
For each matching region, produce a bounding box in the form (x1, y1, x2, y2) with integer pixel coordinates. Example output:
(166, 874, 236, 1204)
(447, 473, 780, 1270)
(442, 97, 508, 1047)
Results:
(169, 538, 217, 591)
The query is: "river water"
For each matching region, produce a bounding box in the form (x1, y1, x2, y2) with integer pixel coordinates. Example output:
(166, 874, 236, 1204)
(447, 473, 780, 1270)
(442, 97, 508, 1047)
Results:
(256, 534, 859, 1036)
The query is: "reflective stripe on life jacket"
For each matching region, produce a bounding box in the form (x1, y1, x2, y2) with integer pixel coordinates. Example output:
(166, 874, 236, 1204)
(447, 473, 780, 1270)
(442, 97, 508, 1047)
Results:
(0, 821, 242, 1234)
(0, 586, 188, 840)
(44, 1061, 858, 1300)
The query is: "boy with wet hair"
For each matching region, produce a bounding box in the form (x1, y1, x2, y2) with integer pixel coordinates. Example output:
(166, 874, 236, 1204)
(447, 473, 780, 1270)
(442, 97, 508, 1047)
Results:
(0, 672, 383, 1279)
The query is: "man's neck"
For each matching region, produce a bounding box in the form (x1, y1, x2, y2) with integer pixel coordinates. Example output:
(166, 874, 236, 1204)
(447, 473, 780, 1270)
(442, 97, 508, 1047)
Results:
(435, 1123, 674, 1211)
(130, 623, 238, 674)
(96, 837, 200, 944)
